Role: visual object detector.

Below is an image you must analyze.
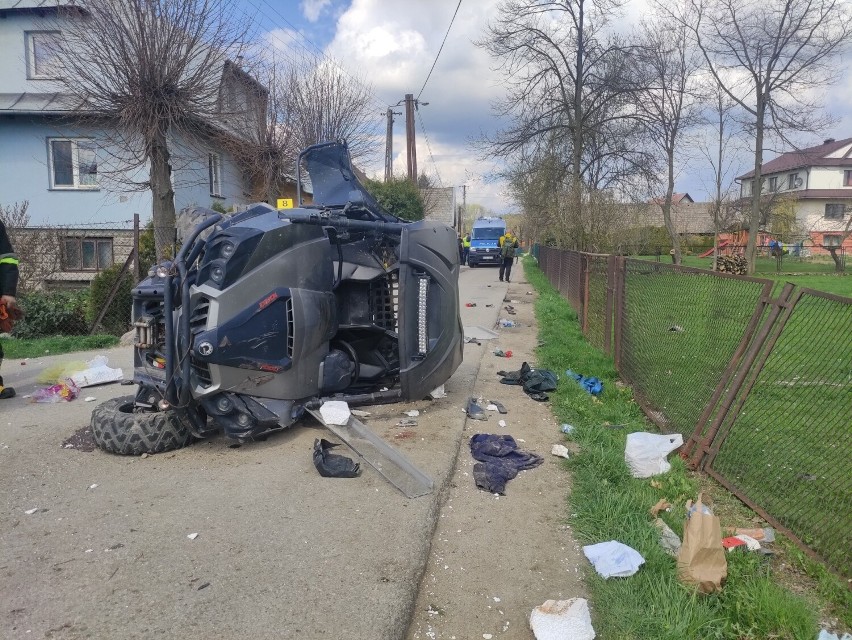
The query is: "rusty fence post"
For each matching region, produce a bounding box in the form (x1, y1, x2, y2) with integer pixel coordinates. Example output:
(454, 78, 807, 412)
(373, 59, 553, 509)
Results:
(604, 255, 615, 356)
(612, 256, 626, 372)
(582, 254, 590, 334)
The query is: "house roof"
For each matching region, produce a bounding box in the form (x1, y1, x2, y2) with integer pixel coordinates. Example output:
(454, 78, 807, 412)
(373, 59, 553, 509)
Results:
(649, 192, 693, 205)
(781, 189, 852, 200)
(633, 201, 717, 234)
(0, 92, 86, 113)
(737, 137, 852, 180)
(0, 0, 74, 11)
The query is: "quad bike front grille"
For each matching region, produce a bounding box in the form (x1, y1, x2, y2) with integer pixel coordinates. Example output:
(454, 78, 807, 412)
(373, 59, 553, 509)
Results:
(190, 296, 213, 388)
(370, 272, 399, 331)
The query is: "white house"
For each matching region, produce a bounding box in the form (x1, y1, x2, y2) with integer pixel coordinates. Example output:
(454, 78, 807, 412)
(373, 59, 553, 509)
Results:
(737, 137, 852, 250)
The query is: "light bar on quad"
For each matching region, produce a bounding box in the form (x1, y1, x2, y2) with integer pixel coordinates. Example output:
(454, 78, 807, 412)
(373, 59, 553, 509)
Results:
(417, 274, 429, 355)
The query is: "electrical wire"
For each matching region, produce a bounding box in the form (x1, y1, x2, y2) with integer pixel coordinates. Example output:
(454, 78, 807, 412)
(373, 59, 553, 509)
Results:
(417, 0, 463, 100)
(415, 107, 443, 188)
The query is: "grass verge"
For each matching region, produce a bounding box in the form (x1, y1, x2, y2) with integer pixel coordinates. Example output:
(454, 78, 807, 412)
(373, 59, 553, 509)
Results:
(3, 335, 120, 359)
(524, 257, 840, 639)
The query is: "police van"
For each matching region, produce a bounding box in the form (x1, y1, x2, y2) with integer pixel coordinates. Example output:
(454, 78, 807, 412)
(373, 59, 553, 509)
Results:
(467, 217, 505, 267)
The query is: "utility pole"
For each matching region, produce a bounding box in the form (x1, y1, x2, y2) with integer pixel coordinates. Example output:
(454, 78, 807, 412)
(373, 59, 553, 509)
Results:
(384, 108, 400, 182)
(405, 93, 417, 182)
(461, 185, 466, 233)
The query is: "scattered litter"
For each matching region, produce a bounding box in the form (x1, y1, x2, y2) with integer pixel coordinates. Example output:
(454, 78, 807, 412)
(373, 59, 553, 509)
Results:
(24, 508, 39, 515)
(722, 534, 761, 552)
(565, 369, 603, 396)
(498, 319, 517, 328)
(88, 484, 98, 490)
(551, 444, 570, 459)
(396, 418, 418, 427)
(197, 582, 211, 591)
(140, 453, 149, 459)
(499, 362, 558, 400)
(32, 380, 80, 403)
(485, 304, 494, 307)
(529, 598, 595, 640)
(492, 349, 513, 357)
(498, 420, 507, 428)
(70, 356, 124, 388)
(624, 432, 684, 478)
(488, 400, 508, 414)
(319, 400, 351, 426)
(668, 325, 685, 333)
(404, 409, 420, 417)
(465, 302, 477, 307)
(470, 434, 543, 494)
(429, 385, 447, 399)
(818, 630, 852, 640)
(526, 291, 533, 295)
(84, 396, 97, 402)
(312, 438, 360, 478)
(655, 518, 681, 556)
(486, 404, 499, 411)
(483, 635, 492, 639)
(187, 533, 199, 540)
(678, 493, 727, 593)
(466, 398, 487, 421)
(85, 549, 93, 553)
(582, 540, 645, 578)
(650, 499, 671, 517)
(733, 527, 775, 542)
(464, 337, 482, 345)
(350, 409, 371, 418)
(560, 424, 574, 435)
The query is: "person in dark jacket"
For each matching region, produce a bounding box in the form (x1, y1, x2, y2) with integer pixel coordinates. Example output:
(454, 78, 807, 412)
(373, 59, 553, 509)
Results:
(0, 220, 20, 399)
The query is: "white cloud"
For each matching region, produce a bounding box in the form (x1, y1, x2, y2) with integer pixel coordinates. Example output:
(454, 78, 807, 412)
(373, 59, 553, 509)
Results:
(300, 0, 332, 23)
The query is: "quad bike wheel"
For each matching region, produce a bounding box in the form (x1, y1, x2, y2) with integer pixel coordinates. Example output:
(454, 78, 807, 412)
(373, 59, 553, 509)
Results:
(91, 395, 195, 455)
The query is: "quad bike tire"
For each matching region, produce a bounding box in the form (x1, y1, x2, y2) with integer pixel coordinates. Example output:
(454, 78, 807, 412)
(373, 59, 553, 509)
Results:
(91, 395, 195, 455)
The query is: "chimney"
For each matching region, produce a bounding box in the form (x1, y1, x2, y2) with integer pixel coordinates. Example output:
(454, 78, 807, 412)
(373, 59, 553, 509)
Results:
(823, 138, 835, 144)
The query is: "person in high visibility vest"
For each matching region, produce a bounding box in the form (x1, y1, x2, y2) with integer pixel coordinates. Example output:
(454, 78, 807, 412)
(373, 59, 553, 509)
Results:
(0, 219, 20, 399)
(462, 233, 471, 265)
(498, 230, 519, 283)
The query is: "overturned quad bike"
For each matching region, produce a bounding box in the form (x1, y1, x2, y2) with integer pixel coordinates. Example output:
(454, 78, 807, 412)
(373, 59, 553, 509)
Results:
(91, 142, 463, 460)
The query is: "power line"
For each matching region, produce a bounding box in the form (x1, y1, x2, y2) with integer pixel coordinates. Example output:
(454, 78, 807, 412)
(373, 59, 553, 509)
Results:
(416, 107, 443, 188)
(417, 0, 463, 100)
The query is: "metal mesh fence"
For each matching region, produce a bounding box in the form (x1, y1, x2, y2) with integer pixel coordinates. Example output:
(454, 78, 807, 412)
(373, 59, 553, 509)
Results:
(704, 289, 852, 576)
(617, 259, 773, 438)
(583, 254, 610, 353)
(534, 245, 852, 574)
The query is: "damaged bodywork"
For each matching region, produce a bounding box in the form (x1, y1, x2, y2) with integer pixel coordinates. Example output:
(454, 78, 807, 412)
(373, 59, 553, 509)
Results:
(96, 141, 463, 453)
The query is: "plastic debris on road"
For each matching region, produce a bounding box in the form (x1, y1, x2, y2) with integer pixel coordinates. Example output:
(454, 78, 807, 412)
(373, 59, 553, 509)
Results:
(551, 444, 570, 459)
(582, 540, 645, 578)
(467, 398, 488, 421)
(187, 533, 199, 540)
(32, 380, 80, 403)
(312, 438, 361, 478)
(529, 598, 595, 640)
(818, 631, 852, 640)
(655, 518, 682, 556)
(319, 400, 351, 426)
(404, 409, 420, 417)
(70, 356, 124, 388)
(429, 384, 447, 399)
(560, 423, 574, 434)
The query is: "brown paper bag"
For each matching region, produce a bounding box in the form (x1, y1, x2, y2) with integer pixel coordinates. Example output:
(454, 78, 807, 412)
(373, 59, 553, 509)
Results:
(677, 493, 727, 593)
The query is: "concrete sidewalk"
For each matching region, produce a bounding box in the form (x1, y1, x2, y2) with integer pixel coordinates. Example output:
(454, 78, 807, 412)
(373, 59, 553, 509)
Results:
(0, 266, 507, 640)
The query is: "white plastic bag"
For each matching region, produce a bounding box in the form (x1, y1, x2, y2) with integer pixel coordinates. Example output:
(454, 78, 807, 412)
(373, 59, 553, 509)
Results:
(582, 540, 645, 578)
(69, 355, 124, 388)
(624, 432, 684, 478)
(530, 598, 595, 640)
(319, 400, 351, 426)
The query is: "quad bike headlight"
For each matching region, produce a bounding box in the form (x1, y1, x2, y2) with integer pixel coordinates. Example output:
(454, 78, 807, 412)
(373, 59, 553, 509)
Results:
(417, 275, 429, 355)
(210, 263, 226, 285)
(220, 241, 236, 260)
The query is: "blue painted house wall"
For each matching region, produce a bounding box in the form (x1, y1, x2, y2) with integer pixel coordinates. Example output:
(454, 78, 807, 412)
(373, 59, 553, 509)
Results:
(0, 3, 254, 226)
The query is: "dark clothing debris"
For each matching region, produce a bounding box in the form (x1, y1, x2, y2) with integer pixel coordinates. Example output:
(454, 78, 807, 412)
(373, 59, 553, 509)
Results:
(313, 438, 360, 478)
(470, 434, 543, 494)
(498, 362, 558, 397)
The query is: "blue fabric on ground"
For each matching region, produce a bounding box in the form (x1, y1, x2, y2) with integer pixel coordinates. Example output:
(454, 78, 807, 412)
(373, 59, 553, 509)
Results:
(566, 369, 603, 396)
(470, 434, 544, 494)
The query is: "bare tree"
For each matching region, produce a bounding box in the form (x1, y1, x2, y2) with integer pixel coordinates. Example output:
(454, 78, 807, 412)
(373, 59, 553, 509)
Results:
(668, 0, 852, 273)
(282, 62, 380, 164)
(477, 0, 653, 249)
(637, 18, 705, 264)
(55, 0, 255, 258)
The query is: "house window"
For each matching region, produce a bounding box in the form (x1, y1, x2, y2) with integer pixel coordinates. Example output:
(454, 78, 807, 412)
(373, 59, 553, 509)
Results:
(209, 153, 222, 197)
(824, 203, 845, 220)
(844, 170, 852, 187)
(788, 172, 801, 189)
(26, 31, 62, 79)
(768, 176, 778, 192)
(823, 234, 842, 248)
(49, 139, 98, 189)
(63, 237, 113, 271)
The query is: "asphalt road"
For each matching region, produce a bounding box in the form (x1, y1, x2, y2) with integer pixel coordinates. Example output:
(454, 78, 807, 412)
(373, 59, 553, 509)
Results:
(0, 265, 509, 640)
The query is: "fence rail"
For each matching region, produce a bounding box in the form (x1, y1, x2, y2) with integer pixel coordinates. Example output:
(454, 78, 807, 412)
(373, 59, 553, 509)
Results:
(535, 245, 852, 577)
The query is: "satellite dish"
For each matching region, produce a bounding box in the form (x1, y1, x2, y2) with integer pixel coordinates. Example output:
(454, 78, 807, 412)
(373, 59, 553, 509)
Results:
(793, 178, 803, 188)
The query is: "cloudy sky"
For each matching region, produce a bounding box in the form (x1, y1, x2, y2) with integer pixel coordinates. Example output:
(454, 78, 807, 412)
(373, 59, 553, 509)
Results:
(238, 0, 852, 213)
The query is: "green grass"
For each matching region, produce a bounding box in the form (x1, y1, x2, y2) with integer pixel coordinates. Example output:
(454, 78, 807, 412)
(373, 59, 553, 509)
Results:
(3, 335, 120, 359)
(636, 255, 852, 298)
(525, 257, 826, 639)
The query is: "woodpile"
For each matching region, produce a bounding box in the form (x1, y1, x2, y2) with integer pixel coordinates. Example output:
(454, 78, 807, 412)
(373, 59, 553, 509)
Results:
(716, 255, 748, 274)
